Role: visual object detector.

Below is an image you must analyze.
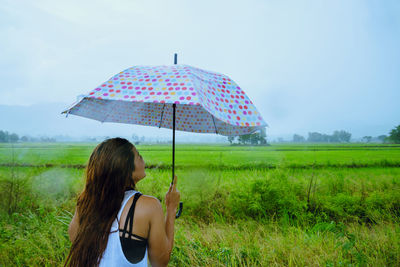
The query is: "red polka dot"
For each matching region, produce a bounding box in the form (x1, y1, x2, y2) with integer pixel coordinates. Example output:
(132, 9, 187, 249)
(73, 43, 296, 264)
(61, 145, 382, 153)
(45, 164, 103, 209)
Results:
(186, 96, 191, 100)
(108, 85, 113, 88)
(236, 116, 240, 120)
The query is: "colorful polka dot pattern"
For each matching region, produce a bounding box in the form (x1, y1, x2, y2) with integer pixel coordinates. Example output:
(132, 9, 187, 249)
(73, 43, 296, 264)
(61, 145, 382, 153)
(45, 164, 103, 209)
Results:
(65, 65, 267, 136)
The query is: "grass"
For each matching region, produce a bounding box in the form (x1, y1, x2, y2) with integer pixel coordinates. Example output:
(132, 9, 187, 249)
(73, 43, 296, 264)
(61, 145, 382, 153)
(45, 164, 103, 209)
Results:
(0, 143, 400, 266)
(1, 143, 400, 168)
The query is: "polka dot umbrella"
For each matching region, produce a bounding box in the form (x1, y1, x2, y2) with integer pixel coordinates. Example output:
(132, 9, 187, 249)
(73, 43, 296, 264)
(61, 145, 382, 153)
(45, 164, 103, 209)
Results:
(63, 54, 267, 217)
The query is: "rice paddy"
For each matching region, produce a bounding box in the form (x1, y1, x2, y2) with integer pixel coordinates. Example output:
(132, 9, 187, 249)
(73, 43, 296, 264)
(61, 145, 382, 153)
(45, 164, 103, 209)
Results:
(0, 143, 399, 266)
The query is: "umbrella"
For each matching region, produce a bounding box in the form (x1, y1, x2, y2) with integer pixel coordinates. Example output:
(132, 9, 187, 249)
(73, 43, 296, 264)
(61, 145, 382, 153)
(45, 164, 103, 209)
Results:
(63, 54, 267, 217)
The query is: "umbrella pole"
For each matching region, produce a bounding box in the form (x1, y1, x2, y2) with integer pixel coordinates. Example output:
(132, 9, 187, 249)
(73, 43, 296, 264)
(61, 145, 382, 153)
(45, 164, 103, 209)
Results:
(172, 53, 182, 218)
(172, 103, 183, 218)
(172, 53, 177, 184)
(172, 103, 176, 184)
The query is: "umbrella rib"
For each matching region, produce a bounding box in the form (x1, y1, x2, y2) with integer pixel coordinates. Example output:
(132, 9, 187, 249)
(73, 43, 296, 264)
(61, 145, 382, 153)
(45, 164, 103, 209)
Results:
(211, 114, 219, 134)
(159, 104, 166, 128)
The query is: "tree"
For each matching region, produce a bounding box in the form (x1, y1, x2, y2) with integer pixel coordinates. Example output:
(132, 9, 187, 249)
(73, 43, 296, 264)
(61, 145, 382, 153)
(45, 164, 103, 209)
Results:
(293, 134, 305, 143)
(331, 131, 341, 142)
(9, 133, 19, 143)
(377, 135, 387, 143)
(132, 134, 139, 143)
(307, 132, 324, 142)
(0, 130, 7, 142)
(238, 134, 251, 145)
(362, 136, 372, 143)
(336, 130, 351, 142)
(307, 130, 351, 143)
(232, 128, 267, 145)
(259, 128, 267, 145)
(388, 125, 400, 144)
(227, 136, 235, 144)
(250, 133, 259, 145)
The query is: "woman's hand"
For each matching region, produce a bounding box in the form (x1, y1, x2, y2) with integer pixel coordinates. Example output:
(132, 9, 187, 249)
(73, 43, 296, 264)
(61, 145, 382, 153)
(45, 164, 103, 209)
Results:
(148, 175, 180, 266)
(165, 175, 180, 212)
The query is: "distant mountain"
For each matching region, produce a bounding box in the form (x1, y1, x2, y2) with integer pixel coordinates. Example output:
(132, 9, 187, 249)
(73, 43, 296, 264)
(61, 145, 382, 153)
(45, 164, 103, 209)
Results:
(0, 103, 226, 142)
(0, 102, 150, 138)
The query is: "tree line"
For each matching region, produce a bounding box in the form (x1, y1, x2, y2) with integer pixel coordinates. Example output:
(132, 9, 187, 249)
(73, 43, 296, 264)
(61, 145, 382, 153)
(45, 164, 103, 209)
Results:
(291, 125, 400, 143)
(227, 128, 268, 145)
(293, 130, 352, 143)
(2, 124, 400, 144)
(0, 130, 56, 143)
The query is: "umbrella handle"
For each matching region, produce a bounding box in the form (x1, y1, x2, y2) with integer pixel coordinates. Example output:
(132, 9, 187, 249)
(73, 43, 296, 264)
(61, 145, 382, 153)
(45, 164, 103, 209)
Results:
(175, 202, 183, 218)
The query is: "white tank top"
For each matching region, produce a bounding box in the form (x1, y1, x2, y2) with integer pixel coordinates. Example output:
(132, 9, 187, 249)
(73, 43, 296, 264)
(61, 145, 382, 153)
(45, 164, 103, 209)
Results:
(99, 190, 148, 267)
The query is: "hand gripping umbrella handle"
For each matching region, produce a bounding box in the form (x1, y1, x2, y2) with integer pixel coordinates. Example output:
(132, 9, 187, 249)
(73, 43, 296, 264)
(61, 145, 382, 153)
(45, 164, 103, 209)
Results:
(176, 202, 183, 218)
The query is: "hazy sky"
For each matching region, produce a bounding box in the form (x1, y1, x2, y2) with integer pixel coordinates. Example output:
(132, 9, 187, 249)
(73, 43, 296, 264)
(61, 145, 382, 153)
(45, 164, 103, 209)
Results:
(1, 0, 399, 139)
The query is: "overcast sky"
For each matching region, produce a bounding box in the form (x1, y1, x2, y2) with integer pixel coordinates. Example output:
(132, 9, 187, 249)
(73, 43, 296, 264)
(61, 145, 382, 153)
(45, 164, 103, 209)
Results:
(1, 0, 399, 140)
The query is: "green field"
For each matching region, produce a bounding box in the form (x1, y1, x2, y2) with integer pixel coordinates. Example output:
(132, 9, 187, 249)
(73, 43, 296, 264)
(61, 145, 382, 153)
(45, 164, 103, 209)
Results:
(1, 143, 400, 266)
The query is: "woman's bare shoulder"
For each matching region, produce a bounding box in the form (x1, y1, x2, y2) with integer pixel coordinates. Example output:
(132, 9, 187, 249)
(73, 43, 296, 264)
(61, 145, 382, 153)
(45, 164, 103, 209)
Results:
(138, 195, 163, 211)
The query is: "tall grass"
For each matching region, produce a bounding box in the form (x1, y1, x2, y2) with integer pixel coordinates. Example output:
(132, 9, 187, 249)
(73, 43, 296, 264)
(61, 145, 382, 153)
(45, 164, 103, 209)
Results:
(0, 144, 400, 266)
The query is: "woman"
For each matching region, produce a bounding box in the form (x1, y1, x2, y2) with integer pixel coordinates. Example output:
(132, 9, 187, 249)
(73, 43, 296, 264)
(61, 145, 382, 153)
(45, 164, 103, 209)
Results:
(66, 138, 180, 267)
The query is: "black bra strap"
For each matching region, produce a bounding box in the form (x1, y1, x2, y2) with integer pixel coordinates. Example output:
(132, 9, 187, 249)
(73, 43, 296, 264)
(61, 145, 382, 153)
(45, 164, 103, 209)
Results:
(121, 192, 142, 239)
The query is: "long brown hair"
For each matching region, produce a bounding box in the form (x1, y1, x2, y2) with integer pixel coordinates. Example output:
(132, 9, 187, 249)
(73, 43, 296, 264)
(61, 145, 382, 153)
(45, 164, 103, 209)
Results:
(65, 138, 135, 266)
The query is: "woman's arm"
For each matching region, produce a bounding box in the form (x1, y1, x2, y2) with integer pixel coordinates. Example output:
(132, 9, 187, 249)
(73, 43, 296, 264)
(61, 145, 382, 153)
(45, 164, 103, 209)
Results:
(68, 208, 79, 243)
(147, 176, 180, 267)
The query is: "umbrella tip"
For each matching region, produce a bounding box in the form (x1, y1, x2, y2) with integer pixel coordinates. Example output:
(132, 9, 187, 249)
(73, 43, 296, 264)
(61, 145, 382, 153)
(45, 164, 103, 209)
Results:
(174, 53, 177, 65)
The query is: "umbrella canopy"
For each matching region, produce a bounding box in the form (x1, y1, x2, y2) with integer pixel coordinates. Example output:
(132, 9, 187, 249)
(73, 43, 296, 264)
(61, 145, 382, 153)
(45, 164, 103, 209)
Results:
(63, 64, 267, 136)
